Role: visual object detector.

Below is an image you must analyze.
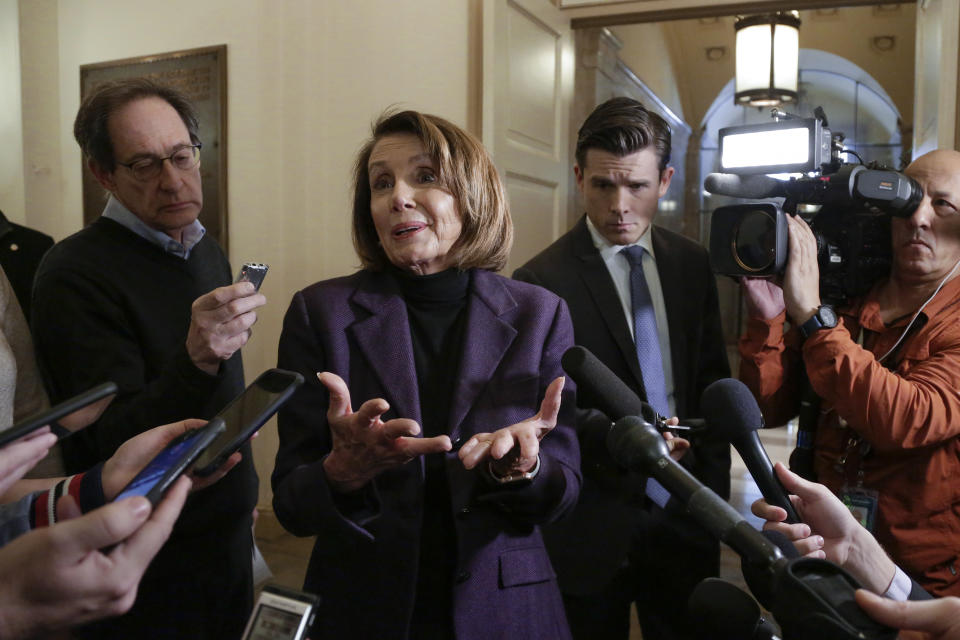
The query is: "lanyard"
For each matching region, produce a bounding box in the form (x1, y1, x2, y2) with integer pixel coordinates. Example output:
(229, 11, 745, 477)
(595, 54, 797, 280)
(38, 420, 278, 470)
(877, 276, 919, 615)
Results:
(832, 327, 875, 487)
(834, 432, 871, 489)
(833, 320, 924, 486)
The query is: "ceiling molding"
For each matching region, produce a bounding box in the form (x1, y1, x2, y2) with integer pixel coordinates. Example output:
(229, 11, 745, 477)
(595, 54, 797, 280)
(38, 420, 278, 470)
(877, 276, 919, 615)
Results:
(570, 0, 914, 29)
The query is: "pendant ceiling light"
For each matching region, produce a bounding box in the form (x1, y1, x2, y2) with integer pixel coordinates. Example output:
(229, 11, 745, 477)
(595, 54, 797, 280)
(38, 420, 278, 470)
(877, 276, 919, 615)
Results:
(734, 12, 801, 107)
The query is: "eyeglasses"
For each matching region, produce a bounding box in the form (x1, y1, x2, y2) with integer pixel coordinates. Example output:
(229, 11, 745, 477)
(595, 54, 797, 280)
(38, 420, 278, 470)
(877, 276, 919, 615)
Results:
(118, 143, 202, 181)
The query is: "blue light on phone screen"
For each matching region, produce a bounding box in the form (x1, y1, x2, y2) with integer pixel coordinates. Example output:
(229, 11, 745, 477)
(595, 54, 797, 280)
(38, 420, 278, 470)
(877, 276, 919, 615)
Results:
(115, 433, 200, 501)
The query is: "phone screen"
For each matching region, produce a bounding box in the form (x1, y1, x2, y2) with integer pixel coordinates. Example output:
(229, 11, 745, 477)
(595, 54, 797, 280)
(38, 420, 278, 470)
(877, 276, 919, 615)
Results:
(246, 604, 305, 640)
(114, 422, 221, 503)
(192, 369, 303, 476)
(242, 586, 317, 640)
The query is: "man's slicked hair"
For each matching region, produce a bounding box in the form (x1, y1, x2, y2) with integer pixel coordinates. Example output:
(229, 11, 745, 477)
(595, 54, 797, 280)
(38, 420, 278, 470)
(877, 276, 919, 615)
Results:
(74, 78, 200, 172)
(575, 97, 671, 172)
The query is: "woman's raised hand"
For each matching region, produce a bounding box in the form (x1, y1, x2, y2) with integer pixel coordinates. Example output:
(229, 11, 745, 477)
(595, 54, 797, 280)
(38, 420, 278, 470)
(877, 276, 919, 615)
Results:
(458, 376, 565, 478)
(318, 372, 451, 492)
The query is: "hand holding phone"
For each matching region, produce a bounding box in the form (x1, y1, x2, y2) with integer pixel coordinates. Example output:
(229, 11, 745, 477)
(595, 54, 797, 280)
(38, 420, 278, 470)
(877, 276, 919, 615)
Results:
(0, 475, 191, 638)
(113, 419, 225, 505)
(192, 369, 303, 477)
(0, 382, 118, 448)
(102, 418, 212, 501)
(0, 429, 58, 497)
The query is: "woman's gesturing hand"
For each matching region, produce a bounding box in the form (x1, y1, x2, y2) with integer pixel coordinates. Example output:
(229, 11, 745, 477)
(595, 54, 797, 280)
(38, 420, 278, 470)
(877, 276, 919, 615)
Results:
(458, 376, 565, 478)
(318, 372, 451, 492)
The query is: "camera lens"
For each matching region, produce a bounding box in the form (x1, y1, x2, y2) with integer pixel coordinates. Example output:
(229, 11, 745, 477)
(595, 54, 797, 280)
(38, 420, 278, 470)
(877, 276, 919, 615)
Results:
(733, 209, 777, 272)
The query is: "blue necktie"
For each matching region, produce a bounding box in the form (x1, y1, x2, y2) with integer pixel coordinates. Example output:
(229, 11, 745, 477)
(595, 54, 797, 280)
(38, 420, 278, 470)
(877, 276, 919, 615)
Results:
(621, 245, 669, 416)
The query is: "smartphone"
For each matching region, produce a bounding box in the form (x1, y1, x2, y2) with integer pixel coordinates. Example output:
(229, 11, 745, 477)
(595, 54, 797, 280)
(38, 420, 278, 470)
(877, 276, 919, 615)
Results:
(236, 262, 269, 291)
(241, 585, 319, 640)
(192, 369, 304, 477)
(114, 418, 225, 505)
(0, 381, 118, 448)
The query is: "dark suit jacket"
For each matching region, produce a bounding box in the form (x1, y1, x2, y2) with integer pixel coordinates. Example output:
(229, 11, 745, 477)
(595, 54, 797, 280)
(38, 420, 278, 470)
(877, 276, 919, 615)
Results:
(272, 268, 581, 640)
(0, 210, 53, 321)
(514, 217, 730, 594)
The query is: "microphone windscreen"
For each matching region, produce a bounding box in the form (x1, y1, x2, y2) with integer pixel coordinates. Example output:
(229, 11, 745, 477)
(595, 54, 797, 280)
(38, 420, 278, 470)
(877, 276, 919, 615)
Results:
(561, 346, 654, 422)
(701, 378, 764, 441)
(688, 578, 767, 640)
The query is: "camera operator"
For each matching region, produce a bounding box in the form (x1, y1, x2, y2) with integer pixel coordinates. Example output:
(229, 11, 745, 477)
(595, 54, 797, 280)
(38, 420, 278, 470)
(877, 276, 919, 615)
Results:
(739, 149, 960, 598)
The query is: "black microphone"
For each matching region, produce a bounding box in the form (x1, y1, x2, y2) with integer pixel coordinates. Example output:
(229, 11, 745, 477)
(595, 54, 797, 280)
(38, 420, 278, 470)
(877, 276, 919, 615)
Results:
(742, 530, 801, 610)
(608, 417, 898, 640)
(704, 173, 788, 199)
(701, 378, 801, 524)
(561, 345, 702, 433)
(607, 416, 784, 567)
(688, 578, 780, 640)
(561, 345, 705, 510)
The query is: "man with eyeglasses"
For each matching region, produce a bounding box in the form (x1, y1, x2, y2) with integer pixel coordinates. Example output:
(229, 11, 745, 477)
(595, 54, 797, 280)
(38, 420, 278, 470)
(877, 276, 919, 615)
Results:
(31, 78, 265, 639)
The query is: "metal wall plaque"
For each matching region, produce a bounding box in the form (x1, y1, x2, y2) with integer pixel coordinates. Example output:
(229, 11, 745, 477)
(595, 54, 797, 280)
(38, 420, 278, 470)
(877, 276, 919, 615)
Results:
(79, 45, 228, 249)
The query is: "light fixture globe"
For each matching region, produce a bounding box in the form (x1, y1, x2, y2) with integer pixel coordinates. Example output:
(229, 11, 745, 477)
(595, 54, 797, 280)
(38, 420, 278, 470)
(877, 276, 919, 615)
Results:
(734, 12, 801, 107)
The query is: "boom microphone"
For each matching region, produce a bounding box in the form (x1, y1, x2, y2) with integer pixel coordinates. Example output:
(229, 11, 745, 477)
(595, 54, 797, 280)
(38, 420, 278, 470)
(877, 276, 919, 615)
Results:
(701, 378, 801, 524)
(704, 173, 788, 199)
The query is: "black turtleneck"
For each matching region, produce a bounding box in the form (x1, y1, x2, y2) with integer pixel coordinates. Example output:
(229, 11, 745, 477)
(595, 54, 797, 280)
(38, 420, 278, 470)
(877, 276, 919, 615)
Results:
(394, 267, 470, 437)
(393, 267, 470, 639)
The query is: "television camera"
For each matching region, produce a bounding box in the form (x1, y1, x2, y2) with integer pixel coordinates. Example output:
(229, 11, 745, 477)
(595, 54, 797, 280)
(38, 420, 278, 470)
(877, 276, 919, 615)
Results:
(704, 108, 921, 304)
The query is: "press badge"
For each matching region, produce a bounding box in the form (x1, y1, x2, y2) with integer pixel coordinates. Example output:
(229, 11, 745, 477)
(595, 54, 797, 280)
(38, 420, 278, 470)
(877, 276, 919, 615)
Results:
(840, 487, 879, 533)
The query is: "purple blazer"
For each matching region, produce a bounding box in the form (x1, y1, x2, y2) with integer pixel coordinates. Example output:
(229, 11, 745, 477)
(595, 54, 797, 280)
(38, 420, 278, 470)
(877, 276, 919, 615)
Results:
(272, 268, 580, 640)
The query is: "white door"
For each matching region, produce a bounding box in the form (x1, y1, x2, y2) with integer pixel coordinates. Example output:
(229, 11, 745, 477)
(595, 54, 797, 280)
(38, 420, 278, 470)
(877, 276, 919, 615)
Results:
(483, 0, 573, 274)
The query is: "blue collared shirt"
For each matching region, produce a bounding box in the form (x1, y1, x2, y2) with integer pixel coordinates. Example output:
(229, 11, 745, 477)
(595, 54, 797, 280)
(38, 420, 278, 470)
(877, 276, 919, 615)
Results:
(101, 196, 206, 259)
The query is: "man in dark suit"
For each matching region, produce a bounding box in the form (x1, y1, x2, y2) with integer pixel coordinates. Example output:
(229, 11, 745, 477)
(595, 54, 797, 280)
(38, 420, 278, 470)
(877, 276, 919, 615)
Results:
(514, 97, 730, 640)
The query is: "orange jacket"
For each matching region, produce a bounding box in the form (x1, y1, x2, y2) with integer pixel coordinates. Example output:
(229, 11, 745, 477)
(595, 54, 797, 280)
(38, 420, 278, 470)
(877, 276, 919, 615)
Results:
(739, 276, 960, 597)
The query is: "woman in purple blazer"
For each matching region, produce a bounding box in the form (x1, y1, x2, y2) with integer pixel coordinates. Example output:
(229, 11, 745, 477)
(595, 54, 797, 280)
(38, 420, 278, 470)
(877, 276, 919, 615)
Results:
(272, 111, 581, 639)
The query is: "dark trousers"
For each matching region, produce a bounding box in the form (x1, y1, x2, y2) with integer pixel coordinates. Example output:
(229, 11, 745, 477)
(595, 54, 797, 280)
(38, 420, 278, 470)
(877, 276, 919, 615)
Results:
(562, 566, 636, 639)
(562, 509, 720, 640)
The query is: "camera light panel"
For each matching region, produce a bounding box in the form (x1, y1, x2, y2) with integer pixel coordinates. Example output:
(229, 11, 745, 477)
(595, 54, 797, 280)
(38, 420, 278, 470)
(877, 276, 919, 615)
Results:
(721, 127, 810, 173)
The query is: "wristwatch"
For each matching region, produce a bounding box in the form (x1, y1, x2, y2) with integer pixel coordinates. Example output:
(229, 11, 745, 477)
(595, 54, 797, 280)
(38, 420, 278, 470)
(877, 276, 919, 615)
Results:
(487, 456, 541, 486)
(798, 304, 838, 339)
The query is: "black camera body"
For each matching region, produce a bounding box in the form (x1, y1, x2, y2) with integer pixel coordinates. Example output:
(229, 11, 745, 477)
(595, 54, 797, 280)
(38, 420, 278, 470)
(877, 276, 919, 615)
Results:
(705, 113, 921, 305)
